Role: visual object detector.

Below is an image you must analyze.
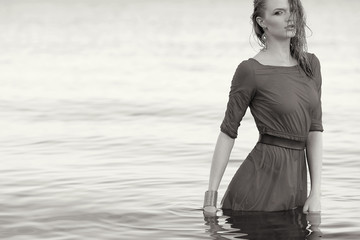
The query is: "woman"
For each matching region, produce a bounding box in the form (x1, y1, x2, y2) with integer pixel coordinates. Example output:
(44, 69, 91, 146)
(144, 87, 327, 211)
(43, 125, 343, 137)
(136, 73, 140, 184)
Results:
(203, 0, 323, 214)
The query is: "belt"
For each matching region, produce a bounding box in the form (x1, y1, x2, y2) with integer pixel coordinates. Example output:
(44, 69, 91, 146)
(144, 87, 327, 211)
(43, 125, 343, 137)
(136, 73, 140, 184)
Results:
(258, 134, 306, 150)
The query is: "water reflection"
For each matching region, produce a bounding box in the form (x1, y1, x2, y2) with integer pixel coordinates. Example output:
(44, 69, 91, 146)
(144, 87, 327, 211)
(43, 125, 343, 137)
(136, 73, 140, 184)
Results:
(204, 208, 322, 240)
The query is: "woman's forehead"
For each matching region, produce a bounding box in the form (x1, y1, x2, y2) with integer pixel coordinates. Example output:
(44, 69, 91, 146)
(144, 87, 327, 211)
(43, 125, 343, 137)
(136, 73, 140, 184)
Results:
(265, 0, 290, 11)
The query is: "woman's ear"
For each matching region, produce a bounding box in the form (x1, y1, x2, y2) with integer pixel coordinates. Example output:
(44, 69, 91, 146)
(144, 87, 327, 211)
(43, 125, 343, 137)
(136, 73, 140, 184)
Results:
(256, 16, 266, 29)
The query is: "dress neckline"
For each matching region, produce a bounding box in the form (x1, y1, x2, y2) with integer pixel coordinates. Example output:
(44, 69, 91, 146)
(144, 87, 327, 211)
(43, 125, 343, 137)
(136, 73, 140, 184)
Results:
(249, 58, 298, 68)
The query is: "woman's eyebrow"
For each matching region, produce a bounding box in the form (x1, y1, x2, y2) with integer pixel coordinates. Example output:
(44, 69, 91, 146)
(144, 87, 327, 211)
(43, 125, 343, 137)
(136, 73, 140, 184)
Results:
(273, 7, 287, 12)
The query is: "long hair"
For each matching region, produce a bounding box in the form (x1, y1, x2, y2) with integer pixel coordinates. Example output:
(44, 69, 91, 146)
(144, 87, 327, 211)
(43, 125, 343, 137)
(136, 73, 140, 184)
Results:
(251, 0, 313, 77)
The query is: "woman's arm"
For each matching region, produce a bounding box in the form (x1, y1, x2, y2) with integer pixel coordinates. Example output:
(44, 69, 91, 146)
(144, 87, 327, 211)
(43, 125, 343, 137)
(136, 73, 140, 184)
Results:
(303, 131, 323, 213)
(203, 131, 235, 213)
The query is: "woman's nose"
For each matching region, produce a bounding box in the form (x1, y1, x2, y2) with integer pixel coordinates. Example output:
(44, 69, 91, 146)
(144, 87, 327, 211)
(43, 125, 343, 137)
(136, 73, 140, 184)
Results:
(287, 13, 295, 24)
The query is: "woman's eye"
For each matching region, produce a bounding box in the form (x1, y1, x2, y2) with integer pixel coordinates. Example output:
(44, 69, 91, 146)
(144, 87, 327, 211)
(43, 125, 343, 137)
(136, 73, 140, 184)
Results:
(274, 11, 283, 15)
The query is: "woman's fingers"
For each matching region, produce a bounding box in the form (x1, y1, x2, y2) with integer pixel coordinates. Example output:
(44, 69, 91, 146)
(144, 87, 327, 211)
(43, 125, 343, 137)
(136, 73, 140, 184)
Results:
(203, 206, 217, 212)
(203, 206, 217, 217)
(303, 200, 321, 214)
(303, 201, 310, 213)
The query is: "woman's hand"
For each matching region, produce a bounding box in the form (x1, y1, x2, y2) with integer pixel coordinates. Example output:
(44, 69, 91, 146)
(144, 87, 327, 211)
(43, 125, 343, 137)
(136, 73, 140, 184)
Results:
(203, 206, 217, 217)
(203, 190, 218, 217)
(303, 193, 321, 213)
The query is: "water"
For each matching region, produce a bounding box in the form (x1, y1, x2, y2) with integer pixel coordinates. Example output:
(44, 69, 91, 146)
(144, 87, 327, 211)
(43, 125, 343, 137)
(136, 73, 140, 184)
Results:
(0, 0, 360, 239)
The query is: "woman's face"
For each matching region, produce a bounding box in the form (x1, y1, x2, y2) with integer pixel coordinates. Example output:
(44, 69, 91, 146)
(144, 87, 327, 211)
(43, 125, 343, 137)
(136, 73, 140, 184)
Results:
(259, 0, 296, 40)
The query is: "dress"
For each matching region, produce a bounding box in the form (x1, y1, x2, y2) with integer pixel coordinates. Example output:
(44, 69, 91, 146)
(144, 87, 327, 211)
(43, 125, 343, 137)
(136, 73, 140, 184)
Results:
(220, 53, 323, 212)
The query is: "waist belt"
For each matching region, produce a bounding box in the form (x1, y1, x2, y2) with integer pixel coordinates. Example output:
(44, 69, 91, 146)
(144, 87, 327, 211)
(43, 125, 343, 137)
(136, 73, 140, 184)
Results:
(258, 134, 306, 150)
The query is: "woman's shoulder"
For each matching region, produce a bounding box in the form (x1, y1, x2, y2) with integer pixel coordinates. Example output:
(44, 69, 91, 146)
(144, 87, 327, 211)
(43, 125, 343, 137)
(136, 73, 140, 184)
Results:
(237, 58, 256, 69)
(234, 57, 262, 75)
(306, 52, 322, 84)
(305, 52, 318, 59)
(233, 59, 256, 78)
(306, 52, 321, 67)
(229, 59, 258, 87)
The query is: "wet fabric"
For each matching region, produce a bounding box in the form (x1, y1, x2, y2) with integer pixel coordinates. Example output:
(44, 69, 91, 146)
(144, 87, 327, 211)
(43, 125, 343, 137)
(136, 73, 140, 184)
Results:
(220, 53, 323, 211)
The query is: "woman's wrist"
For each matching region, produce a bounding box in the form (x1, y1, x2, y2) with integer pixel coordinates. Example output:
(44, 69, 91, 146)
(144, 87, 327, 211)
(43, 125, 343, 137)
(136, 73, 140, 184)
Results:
(309, 189, 321, 197)
(203, 190, 218, 208)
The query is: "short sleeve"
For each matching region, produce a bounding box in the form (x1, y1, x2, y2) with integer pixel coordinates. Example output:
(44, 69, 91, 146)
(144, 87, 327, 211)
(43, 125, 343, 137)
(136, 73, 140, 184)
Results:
(220, 61, 256, 138)
(309, 54, 324, 132)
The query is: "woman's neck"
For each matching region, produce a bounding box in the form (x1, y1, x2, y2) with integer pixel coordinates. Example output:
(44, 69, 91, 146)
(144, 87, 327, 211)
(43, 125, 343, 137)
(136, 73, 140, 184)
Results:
(264, 39, 292, 62)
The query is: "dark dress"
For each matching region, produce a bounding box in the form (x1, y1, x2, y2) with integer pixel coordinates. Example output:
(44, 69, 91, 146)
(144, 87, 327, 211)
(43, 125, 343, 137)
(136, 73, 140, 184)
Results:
(220, 53, 323, 212)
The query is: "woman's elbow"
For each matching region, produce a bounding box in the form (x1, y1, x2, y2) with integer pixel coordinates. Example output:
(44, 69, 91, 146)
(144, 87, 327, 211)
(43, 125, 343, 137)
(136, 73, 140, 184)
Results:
(306, 131, 323, 148)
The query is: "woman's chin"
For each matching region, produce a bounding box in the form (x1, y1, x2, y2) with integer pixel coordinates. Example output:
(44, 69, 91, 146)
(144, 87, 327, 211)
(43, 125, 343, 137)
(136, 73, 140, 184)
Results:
(286, 30, 297, 38)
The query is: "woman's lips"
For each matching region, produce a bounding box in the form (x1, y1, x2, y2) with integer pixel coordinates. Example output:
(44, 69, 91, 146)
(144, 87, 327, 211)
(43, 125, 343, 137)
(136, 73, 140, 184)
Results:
(285, 24, 295, 30)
